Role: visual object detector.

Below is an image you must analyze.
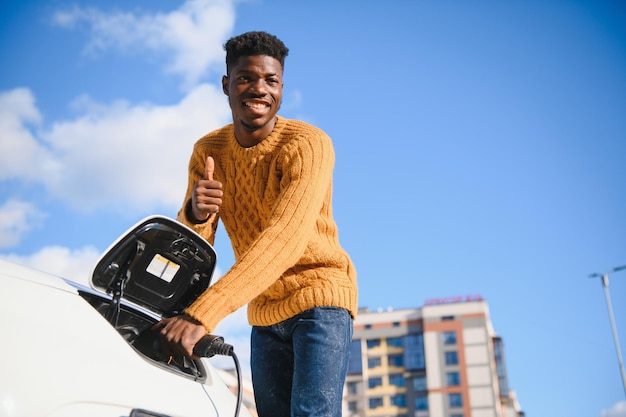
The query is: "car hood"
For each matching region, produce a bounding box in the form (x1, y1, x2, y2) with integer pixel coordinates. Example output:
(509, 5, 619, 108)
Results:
(0, 258, 81, 294)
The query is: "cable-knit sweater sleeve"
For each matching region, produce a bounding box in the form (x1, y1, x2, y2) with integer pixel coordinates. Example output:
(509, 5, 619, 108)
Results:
(182, 118, 356, 332)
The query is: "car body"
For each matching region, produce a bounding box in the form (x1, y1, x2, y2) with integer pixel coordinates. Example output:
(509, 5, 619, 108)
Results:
(0, 216, 251, 417)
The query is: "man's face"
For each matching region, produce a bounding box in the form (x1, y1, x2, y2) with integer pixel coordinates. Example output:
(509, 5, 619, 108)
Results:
(222, 54, 284, 137)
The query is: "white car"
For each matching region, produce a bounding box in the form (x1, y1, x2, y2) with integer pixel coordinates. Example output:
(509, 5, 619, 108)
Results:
(0, 216, 251, 417)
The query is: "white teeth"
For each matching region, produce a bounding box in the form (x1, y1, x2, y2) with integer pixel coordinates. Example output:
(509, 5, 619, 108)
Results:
(246, 102, 267, 109)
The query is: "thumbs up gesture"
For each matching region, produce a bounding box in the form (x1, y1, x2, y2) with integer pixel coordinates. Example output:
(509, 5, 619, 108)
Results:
(191, 156, 223, 222)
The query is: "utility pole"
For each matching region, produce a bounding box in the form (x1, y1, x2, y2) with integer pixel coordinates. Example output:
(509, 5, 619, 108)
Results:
(590, 266, 626, 398)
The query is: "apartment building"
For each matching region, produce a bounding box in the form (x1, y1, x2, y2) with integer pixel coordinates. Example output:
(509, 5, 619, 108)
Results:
(344, 296, 523, 417)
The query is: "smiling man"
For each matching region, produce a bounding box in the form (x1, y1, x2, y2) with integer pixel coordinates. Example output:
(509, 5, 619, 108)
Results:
(155, 31, 358, 417)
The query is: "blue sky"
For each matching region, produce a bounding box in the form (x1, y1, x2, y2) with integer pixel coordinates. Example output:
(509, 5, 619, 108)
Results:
(1, 1, 625, 416)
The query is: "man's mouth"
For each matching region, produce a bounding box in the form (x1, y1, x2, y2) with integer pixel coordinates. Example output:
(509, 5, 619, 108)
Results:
(244, 101, 269, 110)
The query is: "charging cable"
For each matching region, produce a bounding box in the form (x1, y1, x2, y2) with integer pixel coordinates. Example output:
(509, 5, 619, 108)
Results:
(194, 335, 242, 417)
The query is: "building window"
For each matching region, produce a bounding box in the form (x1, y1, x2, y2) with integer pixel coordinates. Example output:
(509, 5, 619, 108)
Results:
(368, 357, 381, 368)
(494, 337, 509, 396)
(413, 375, 427, 392)
(389, 373, 406, 387)
(449, 393, 463, 408)
(347, 381, 358, 395)
(369, 397, 383, 409)
(348, 401, 357, 412)
(442, 315, 455, 321)
(403, 333, 425, 370)
(347, 340, 362, 374)
(451, 414, 464, 417)
(415, 394, 428, 410)
(446, 372, 461, 386)
(393, 321, 400, 327)
(368, 377, 383, 389)
(387, 336, 403, 347)
(391, 394, 406, 407)
(445, 351, 458, 365)
(388, 354, 404, 367)
(365, 324, 372, 329)
(443, 331, 457, 345)
(367, 339, 381, 349)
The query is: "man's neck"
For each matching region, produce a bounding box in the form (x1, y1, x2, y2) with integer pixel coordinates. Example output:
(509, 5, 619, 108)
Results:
(234, 117, 277, 148)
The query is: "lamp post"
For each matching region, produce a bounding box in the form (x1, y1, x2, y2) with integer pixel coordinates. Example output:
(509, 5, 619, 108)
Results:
(589, 265, 626, 398)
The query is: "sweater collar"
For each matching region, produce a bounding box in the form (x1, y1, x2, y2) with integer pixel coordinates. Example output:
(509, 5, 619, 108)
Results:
(230, 116, 286, 154)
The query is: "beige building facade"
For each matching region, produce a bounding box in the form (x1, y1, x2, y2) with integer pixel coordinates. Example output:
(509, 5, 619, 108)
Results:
(344, 297, 523, 417)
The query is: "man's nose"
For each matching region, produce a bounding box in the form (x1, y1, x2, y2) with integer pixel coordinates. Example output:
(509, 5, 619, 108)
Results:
(249, 79, 268, 94)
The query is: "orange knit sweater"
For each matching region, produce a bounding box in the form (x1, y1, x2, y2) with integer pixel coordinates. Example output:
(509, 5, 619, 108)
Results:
(177, 116, 358, 332)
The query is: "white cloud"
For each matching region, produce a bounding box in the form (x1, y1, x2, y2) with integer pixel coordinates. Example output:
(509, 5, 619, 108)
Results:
(0, 83, 230, 214)
(51, 0, 235, 88)
(39, 83, 230, 212)
(601, 401, 626, 417)
(0, 88, 53, 181)
(0, 1, 242, 244)
(0, 200, 46, 249)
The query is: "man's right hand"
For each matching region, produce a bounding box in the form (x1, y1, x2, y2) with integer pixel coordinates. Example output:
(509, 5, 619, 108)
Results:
(152, 314, 207, 359)
(191, 156, 223, 222)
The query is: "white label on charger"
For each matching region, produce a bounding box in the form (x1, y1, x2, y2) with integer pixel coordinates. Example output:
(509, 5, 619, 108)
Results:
(146, 253, 180, 283)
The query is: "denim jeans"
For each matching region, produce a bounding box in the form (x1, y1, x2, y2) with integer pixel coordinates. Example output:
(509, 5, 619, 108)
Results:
(250, 307, 353, 417)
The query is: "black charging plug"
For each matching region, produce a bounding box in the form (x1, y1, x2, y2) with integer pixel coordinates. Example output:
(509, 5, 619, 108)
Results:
(193, 334, 234, 357)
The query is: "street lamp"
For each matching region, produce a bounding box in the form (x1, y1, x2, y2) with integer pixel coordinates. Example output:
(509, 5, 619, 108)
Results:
(589, 265, 626, 398)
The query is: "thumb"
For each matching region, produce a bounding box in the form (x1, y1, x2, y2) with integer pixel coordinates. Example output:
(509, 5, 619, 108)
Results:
(205, 156, 214, 181)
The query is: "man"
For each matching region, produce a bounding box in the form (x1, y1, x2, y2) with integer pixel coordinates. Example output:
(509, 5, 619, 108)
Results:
(155, 31, 357, 417)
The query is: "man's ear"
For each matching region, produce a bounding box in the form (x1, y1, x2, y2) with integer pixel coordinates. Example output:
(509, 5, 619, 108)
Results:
(222, 75, 229, 96)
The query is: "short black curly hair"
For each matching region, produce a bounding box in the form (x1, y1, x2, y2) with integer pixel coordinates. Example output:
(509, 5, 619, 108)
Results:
(224, 31, 289, 74)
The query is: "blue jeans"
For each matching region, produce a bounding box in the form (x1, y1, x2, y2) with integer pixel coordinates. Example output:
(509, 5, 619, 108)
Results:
(250, 307, 353, 417)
